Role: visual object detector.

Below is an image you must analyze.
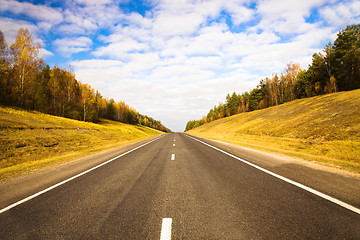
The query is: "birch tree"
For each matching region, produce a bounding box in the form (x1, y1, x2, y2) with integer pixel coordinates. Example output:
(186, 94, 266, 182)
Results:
(10, 28, 41, 107)
(0, 30, 10, 104)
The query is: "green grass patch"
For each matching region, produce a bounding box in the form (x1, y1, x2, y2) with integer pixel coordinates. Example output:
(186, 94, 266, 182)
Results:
(0, 107, 164, 179)
(187, 89, 360, 173)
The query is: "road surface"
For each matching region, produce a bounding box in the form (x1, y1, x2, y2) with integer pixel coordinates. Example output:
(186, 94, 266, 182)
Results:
(1, 133, 359, 239)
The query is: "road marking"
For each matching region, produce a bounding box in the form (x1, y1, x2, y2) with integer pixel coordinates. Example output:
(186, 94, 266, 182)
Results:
(0, 135, 165, 214)
(186, 134, 360, 215)
(171, 154, 175, 160)
(160, 218, 172, 240)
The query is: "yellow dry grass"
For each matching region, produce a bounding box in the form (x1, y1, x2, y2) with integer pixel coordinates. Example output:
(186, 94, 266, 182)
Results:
(187, 89, 360, 173)
(0, 107, 164, 179)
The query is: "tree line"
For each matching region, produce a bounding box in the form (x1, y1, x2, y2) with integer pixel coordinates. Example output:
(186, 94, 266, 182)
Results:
(0, 28, 170, 133)
(186, 24, 360, 131)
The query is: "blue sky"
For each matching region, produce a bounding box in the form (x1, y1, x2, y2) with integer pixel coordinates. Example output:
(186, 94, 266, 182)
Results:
(1, 0, 359, 131)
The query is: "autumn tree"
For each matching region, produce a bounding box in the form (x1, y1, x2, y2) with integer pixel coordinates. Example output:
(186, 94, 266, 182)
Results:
(106, 98, 116, 120)
(64, 65, 77, 106)
(206, 107, 216, 122)
(267, 75, 280, 106)
(129, 109, 139, 124)
(33, 64, 51, 112)
(281, 63, 302, 102)
(0, 31, 8, 63)
(238, 96, 247, 113)
(10, 28, 41, 107)
(258, 79, 269, 109)
(323, 42, 337, 93)
(80, 83, 98, 122)
(0, 30, 11, 105)
(48, 65, 67, 116)
(95, 91, 106, 118)
(116, 101, 130, 123)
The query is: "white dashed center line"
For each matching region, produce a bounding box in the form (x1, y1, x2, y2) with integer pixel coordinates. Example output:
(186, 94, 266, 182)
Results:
(160, 218, 172, 240)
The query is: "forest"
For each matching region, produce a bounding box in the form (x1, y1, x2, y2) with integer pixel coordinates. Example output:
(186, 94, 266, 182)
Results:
(186, 24, 360, 131)
(0, 29, 170, 133)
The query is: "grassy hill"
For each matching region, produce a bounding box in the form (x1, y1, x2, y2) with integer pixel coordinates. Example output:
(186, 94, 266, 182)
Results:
(187, 89, 360, 173)
(0, 106, 165, 179)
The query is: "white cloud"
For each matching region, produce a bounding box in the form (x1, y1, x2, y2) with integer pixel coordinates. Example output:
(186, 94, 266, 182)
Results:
(73, 0, 112, 6)
(223, 1, 255, 25)
(57, 24, 87, 35)
(152, 12, 204, 37)
(56, 0, 125, 35)
(39, 48, 54, 59)
(183, 24, 231, 56)
(0, 17, 38, 45)
(124, 53, 160, 73)
(57, 9, 98, 35)
(93, 38, 149, 59)
(124, 12, 153, 29)
(0, 0, 63, 24)
(320, 0, 360, 27)
(185, 56, 223, 70)
(253, 0, 328, 35)
(104, 26, 152, 43)
(71, 59, 124, 69)
(53, 36, 93, 57)
(151, 0, 248, 38)
(37, 22, 53, 31)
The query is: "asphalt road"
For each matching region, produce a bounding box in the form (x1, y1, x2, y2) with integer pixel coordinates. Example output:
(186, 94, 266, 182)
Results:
(1, 133, 359, 239)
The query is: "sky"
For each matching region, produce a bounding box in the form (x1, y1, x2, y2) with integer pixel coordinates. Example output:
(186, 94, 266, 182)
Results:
(1, 0, 359, 132)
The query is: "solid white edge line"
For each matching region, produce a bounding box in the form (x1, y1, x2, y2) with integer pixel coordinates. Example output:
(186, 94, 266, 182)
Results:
(186, 134, 360, 215)
(171, 154, 175, 160)
(160, 218, 172, 240)
(0, 135, 165, 214)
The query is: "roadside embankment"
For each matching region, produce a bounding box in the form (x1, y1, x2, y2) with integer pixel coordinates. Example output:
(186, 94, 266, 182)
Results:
(0, 106, 164, 180)
(187, 89, 360, 174)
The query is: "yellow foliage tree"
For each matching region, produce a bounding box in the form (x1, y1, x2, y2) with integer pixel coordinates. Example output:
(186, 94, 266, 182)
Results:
(10, 28, 41, 107)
